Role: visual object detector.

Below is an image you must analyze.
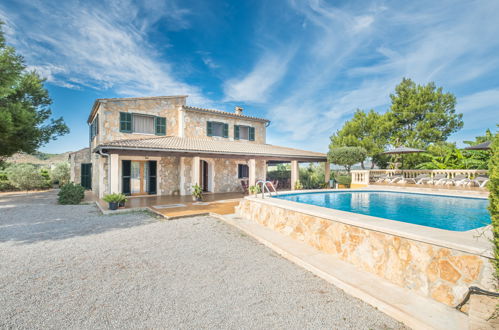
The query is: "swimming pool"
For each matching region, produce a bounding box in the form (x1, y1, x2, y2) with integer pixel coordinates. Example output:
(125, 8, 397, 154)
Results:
(275, 191, 491, 231)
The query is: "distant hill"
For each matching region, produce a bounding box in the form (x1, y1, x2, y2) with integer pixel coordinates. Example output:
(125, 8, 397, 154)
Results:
(5, 151, 71, 166)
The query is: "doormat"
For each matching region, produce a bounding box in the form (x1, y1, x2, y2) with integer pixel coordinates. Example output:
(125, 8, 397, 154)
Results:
(154, 204, 186, 209)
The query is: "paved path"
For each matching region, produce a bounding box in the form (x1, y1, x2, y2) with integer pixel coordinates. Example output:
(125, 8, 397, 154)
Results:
(0, 190, 405, 329)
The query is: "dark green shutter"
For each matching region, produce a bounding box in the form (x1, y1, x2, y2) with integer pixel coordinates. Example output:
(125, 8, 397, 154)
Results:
(122, 160, 131, 195)
(223, 123, 229, 138)
(207, 121, 213, 136)
(148, 161, 157, 195)
(249, 127, 255, 141)
(120, 112, 132, 133)
(95, 114, 99, 135)
(155, 117, 166, 135)
(234, 125, 240, 140)
(81, 163, 92, 190)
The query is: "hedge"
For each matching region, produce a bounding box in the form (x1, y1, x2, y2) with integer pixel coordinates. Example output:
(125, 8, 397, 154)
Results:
(488, 132, 499, 284)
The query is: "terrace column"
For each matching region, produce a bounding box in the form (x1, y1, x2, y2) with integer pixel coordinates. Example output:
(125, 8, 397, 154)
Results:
(192, 156, 200, 188)
(325, 160, 331, 187)
(248, 158, 256, 186)
(291, 160, 299, 190)
(109, 153, 119, 194)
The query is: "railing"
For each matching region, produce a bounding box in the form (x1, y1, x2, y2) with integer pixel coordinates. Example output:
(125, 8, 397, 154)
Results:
(256, 180, 278, 198)
(351, 169, 489, 185)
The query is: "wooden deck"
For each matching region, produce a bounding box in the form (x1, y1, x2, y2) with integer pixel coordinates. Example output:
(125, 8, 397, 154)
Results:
(86, 191, 244, 218)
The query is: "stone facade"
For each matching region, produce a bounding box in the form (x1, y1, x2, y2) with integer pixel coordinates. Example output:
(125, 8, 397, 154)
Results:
(91, 96, 185, 150)
(68, 148, 91, 184)
(236, 198, 495, 307)
(158, 156, 180, 195)
(183, 110, 266, 144)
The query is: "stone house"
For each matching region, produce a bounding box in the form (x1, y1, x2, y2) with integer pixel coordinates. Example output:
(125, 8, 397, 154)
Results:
(70, 95, 328, 198)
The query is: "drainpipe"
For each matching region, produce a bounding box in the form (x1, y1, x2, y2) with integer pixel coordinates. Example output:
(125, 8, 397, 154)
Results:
(97, 148, 111, 195)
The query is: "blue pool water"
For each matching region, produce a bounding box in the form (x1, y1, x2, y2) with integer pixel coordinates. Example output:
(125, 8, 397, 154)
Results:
(275, 191, 491, 231)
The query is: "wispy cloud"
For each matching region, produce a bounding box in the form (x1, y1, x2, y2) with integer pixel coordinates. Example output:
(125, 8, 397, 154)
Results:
(0, 0, 211, 105)
(261, 0, 499, 151)
(223, 50, 295, 103)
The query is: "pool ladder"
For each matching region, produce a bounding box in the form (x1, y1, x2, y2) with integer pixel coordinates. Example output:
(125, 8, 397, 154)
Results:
(256, 180, 278, 198)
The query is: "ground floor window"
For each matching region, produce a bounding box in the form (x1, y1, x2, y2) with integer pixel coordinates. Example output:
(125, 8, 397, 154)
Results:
(238, 164, 249, 179)
(122, 160, 157, 195)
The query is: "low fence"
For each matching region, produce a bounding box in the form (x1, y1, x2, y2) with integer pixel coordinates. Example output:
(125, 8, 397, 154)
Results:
(351, 169, 488, 186)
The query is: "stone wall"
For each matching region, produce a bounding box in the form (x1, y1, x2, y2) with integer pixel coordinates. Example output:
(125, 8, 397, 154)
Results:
(183, 110, 266, 144)
(211, 158, 266, 193)
(236, 198, 495, 307)
(92, 96, 186, 148)
(158, 156, 180, 195)
(69, 148, 91, 184)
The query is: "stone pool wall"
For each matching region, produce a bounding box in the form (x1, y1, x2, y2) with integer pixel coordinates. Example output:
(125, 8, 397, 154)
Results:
(236, 198, 495, 307)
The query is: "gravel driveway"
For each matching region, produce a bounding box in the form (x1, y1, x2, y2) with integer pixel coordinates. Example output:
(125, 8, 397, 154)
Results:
(0, 190, 405, 329)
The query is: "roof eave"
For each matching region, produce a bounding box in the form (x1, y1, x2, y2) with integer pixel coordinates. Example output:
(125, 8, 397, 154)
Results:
(94, 145, 327, 161)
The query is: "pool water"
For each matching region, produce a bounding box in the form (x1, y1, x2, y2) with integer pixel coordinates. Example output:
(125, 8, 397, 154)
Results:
(275, 191, 491, 231)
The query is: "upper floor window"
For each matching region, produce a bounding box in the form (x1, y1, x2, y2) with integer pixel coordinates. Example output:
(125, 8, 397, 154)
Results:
(234, 125, 255, 141)
(90, 114, 99, 140)
(120, 112, 166, 135)
(207, 121, 228, 138)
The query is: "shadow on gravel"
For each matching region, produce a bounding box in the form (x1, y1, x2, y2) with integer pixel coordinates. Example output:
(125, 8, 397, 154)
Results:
(0, 191, 156, 244)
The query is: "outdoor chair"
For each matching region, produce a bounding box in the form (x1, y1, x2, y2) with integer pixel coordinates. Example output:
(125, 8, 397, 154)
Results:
(386, 175, 404, 184)
(240, 180, 249, 194)
(374, 174, 391, 183)
(404, 174, 430, 184)
(440, 174, 468, 186)
(424, 173, 447, 185)
(466, 176, 489, 188)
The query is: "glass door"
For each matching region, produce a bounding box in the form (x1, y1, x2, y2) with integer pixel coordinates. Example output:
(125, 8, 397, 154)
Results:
(130, 161, 141, 194)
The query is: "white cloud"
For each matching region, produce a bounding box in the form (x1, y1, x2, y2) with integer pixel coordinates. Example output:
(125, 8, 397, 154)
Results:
(261, 0, 499, 151)
(223, 51, 295, 103)
(0, 0, 211, 106)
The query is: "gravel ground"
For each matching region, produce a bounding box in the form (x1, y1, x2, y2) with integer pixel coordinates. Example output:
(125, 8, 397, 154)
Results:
(0, 190, 406, 329)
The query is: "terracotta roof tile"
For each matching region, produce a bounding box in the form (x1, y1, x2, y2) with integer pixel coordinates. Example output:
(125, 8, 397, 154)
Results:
(97, 136, 326, 160)
(182, 105, 269, 122)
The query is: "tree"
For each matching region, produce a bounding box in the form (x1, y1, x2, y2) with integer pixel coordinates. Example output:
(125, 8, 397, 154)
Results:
(416, 142, 487, 169)
(328, 146, 367, 172)
(0, 22, 69, 159)
(487, 130, 499, 283)
(329, 109, 390, 169)
(387, 78, 463, 148)
(6, 163, 45, 191)
(51, 162, 70, 186)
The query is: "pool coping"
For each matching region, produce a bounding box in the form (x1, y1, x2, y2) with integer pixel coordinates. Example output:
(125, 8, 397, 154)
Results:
(246, 188, 493, 258)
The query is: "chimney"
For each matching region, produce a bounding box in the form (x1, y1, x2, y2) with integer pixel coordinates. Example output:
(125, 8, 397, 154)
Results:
(234, 106, 243, 115)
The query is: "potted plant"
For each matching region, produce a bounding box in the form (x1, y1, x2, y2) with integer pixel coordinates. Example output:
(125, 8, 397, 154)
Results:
(294, 180, 303, 190)
(103, 193, 127, 210)
(248, 185, 261, 195)
(191, 184, 203, 201)
(118, 194, 128, 208)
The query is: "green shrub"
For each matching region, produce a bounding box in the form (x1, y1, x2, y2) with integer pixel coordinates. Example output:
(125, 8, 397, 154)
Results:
(58, 182, 85, 205)
(488, 131, 499, 284)
(334, 174, 352, 186)
(51, 162, 70, 186)
(6, 164, 46, 191)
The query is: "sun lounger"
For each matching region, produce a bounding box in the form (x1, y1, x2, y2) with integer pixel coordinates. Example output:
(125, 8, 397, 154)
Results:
(467, 176, 489, 188)
(419, 173, 447, 185)
(438, 174, 468, 186)
(374, 174, 391, 183)
(404, 174, 430, 184)
(386, 175, 404, 184)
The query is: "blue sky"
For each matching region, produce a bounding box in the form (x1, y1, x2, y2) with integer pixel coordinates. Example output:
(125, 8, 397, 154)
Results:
(1, 0, 498, 153)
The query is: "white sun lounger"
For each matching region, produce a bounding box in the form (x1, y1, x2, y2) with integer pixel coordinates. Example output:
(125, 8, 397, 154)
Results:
(404, 174, 430, 184)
